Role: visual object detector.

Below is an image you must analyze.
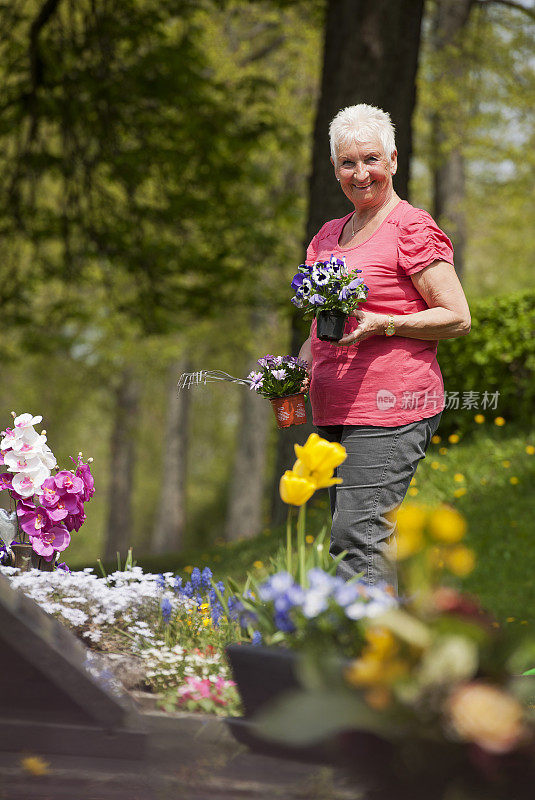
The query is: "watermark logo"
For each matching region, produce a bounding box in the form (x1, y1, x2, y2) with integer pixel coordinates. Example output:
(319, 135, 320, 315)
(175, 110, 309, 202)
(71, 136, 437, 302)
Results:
(375, 389, 500, 412)
(376, 389, 397, 410)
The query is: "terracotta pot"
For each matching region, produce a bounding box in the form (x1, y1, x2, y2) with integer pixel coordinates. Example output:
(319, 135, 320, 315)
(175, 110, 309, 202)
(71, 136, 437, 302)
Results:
(270, 393, 307, 429)
(316, 309, 348, 342)
(10, 542, 55, 572)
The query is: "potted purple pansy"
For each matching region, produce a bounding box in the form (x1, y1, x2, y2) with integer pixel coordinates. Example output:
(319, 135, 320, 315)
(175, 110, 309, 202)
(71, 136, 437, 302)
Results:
(0, 412, 94, 571)
(290, 254, 369, 342)
(247, 355, 309, 428)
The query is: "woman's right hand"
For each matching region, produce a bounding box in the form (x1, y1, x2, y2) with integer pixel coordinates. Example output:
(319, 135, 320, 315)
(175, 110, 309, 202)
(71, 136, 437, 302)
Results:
(298, 337, 312, 371)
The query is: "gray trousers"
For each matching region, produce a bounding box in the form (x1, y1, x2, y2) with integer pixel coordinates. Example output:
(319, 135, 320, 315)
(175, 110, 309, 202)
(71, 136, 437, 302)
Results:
(317, 412, 442, 593)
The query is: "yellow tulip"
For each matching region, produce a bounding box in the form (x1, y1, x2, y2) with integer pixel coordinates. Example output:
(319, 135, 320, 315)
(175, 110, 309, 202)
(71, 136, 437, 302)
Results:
(293, 458, 342, 489)
(279, 470, 316, 506)
(446, 546, 476, 576)
(428, 506, 467, 543)
(294, 433, 346, 474)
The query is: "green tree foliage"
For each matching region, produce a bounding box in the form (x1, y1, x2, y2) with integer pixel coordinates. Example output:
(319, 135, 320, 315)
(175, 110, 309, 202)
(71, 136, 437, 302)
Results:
(0, 0, 280, 343)
(412, 0, 535, 297)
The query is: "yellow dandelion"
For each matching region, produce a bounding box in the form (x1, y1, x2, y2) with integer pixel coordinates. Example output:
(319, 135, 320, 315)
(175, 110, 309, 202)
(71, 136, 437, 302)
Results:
(431, 435, 441, 444)
(510, 476, 519, 485)
(506, 617, 515, 623)
(453, 488, 467, 498)
(526, 445, 535, 455)
(439, 447, 448, 455)
(494, 416, 506, 427)
(428, 506, 467, 543)
(448, 434, 460, 444)
(445, 545, 476, 577)
(474, 414, 485, 424)
(21, 756, 50, 776)
(253, 560, 264, 569)
(199, 603, 210, 611)
(521, 621, 528, 625)
(480, 478, 487, 485)
(305, 535, 314, 544)
(453, 473, 465, 483)
(431, 461, 440, 470)
(502, 460, 511, 468)
(184, 565, 193, 574)
(202, 617, 211, 627)
(491, 621, 500, 628)
(408, 487, 419, 496)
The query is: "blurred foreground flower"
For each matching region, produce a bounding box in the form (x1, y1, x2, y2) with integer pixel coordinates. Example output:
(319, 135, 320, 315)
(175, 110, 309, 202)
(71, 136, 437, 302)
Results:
(446, 682, 527, 754)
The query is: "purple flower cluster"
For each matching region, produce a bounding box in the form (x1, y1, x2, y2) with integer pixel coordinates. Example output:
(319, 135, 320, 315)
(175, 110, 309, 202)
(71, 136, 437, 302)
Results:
(258, 569, 398, 635)
(170, 566, 229, 627)
(247, 355, 309, 400)
(290, 255, 369, 316)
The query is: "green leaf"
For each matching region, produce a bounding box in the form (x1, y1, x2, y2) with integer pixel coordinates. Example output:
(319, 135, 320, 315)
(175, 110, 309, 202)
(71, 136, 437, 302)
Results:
(253, 688, 401, 746)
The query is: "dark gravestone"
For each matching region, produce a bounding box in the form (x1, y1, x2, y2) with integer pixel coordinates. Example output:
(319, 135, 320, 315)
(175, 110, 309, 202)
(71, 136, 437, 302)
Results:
(0, 572, 146, 759)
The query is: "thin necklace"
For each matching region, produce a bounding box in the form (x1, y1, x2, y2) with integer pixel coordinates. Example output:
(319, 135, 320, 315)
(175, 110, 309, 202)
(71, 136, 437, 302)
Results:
(350, 212, 368, 238)
(350, 198, 396, 239)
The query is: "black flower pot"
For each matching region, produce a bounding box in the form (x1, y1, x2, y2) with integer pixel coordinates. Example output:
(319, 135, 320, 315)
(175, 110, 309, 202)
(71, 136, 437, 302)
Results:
(316, 309, 348, 342)
(224, 643, 389, 769)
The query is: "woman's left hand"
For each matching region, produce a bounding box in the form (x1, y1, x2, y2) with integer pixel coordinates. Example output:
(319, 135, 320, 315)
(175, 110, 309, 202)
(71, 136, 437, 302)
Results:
(336, 309, 388, 346)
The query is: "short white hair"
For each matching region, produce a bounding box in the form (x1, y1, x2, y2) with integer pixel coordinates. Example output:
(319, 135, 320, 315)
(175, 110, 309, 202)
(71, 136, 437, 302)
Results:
(329, 104, 396, 162)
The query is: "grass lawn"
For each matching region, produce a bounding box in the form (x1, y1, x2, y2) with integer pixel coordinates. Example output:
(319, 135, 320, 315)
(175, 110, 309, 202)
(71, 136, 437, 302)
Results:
(74, 418, 535, 627)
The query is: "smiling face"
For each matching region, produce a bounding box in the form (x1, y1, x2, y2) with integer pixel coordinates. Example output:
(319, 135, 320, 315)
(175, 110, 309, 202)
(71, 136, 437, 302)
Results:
(331, 139, 397, 213)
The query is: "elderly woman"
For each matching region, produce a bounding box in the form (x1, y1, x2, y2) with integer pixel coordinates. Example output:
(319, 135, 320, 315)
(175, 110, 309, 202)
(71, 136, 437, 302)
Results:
(298, 104, 471, 592)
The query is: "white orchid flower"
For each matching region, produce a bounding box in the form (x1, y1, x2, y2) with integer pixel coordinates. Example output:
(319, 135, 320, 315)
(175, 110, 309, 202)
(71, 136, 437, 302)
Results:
(4, 452, 44, 474)
(12, 464, 50, 497)
(13, 413, 43, 429)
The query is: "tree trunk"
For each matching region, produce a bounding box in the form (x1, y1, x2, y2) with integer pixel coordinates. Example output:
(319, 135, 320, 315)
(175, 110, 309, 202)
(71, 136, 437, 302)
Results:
(224, 366, 270, 541)
(306, 0, 425, 244)
(430, 0, 475, 282)
(272, 0, 426, 524)
(151, 359, 190, 554)
(103, 368, 140, 562)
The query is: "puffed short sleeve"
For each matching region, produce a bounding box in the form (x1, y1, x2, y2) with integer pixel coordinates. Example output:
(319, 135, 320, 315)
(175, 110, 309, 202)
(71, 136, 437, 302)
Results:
(397, 209, 454, 275)
(305, 221, 333, 266)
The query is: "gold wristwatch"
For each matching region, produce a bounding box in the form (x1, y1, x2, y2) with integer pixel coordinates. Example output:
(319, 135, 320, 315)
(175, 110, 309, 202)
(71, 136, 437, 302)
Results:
(384, 315, 396, 336)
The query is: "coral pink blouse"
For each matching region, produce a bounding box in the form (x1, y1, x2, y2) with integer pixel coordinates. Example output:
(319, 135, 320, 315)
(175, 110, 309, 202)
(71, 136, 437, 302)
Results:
(307, 200, 454, 427)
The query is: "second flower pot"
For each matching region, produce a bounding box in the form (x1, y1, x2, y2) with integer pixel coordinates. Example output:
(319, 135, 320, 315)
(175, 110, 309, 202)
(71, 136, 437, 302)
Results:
(316, 309, 348, 342)
(270, 393, 307, 429)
